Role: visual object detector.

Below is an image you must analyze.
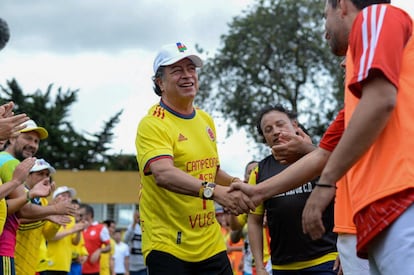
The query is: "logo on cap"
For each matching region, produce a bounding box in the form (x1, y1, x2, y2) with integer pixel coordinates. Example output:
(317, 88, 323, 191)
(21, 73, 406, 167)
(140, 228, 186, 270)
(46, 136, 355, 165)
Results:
(176, 42, 187, 52)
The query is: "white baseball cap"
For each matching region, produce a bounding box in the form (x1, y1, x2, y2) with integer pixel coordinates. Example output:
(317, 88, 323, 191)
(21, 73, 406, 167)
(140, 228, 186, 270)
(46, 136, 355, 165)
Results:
(30, 158, 56, 174)
(153, 42, 203, 74)
(53, 186, 76, 199)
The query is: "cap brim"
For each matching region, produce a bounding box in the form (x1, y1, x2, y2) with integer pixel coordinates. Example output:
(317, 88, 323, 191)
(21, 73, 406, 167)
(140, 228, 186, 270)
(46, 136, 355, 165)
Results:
(31, 166, 56, 174)
(20, 127, 48, 140)
(161, 55, 203, 69)
(53, 188, 76, 199)
(48, 167, 56, 174)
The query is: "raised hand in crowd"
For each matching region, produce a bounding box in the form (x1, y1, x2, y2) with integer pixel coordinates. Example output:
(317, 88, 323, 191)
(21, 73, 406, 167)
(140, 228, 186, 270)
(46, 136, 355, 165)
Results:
(50, 194, 78, 216)
(12, 157, 36, 183)
(46, 214, 72, 226)
(0, 101, 29, 140)
(29, 176, 53, 199)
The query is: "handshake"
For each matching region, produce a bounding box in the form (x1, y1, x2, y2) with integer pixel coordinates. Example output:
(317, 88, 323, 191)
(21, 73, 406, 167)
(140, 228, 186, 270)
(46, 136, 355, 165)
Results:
(212, 180, 263, 216)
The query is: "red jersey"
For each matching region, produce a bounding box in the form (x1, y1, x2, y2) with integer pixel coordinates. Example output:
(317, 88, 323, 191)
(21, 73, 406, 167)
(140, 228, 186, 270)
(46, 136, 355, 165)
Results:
(82, 222, 110, 274)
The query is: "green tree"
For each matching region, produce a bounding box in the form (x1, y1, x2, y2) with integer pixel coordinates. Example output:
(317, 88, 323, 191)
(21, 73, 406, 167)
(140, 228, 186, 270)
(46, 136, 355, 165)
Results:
(0, 78, 125, 170)
(196, 0, 344, 145)
(105, 154, 138, 171)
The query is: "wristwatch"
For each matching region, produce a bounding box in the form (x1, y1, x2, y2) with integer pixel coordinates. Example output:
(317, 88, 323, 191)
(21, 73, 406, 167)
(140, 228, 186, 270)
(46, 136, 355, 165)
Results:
(203, 183, 216, 199)
(199, 182, 208, 198)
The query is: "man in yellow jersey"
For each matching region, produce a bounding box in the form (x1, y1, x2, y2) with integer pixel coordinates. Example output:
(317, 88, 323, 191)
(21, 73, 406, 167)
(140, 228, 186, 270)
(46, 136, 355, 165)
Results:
(100, 219, 116, 275)
(69, 198, 89, 275)
(135, 41, 255, 275)
(14, 159, 67, 275)
(44, 186, 87, 274)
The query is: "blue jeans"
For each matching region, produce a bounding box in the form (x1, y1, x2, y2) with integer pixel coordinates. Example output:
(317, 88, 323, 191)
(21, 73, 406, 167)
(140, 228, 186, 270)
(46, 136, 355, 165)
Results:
(272, 261, 337, 275)
(69, 262, 82, 275)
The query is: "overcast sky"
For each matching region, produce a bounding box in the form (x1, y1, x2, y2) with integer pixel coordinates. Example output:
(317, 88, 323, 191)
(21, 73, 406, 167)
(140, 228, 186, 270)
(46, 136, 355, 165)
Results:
(0, 0, 413, 177)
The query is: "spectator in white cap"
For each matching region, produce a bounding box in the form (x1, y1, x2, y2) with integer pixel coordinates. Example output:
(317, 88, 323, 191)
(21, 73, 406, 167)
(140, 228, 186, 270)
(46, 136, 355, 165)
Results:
(135, 42, 253, 274)
(53, 186, 76, 200)
(14, 158, 70, 275)
(26, 158, 56, 197)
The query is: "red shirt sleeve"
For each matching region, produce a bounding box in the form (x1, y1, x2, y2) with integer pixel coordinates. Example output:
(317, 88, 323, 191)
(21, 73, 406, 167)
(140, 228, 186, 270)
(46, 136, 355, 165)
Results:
(319, 109, 344, 152)
(348, 4, 413, 97)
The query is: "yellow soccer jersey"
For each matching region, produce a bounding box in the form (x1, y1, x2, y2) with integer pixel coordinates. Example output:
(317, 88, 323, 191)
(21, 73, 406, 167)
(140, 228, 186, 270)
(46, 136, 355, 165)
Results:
(236, 213, 271, 264)
(0, 198, 6, 235)
(37, 232, 49, 272)
(249, 166, 265, 215)
(100, 238, 115, 275)
(71, 233, 88, 263)
(15, 197, 60, 275)
(136, 102, 226, 262)
(46, 216, 77, 272)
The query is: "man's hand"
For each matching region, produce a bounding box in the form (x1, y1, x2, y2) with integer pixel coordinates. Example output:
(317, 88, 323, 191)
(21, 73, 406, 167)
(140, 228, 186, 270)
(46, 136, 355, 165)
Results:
(47, 214, 71, 226)
(11, 157, 36, 184)
(73, 220, 89, 231)
(52, 199, 78, 216)
(90, 248, 102, 263)
(302, 185, 336, 239)
(272, 129, 314, 164)
(213, 185, 256, 215)
(0, 102, 29, 140)
(30, 177, 52, 198)
(333, 254, 343, 275)
(228, 182, 264, 214)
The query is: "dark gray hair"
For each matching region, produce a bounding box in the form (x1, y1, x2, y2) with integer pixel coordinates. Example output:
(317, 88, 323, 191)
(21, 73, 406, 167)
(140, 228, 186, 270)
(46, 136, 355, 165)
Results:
(152, 67, 165, 96)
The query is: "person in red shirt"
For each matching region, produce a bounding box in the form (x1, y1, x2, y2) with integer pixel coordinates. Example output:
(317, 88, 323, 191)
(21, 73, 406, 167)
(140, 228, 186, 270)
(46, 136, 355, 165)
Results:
(78, 203, 111, 275)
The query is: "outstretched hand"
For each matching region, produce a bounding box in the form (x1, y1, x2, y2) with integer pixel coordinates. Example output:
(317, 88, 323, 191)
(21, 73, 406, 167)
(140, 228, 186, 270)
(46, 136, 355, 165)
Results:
(47, 214, 71, 226)
(49, 194, 78, 216)
(213, 184, 256, 215)
(226, 182, 264, 215)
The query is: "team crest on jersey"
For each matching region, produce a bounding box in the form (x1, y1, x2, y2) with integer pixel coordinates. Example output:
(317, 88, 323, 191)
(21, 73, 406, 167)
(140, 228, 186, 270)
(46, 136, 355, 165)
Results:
(206, 126, 215, 141)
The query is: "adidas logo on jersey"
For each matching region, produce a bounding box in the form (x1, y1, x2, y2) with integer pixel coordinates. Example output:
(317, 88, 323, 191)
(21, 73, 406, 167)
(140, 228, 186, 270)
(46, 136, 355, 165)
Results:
(178, 133, 188, 141)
